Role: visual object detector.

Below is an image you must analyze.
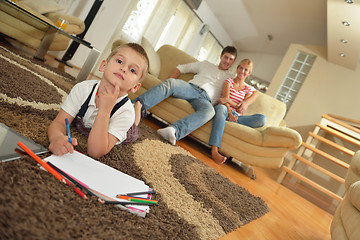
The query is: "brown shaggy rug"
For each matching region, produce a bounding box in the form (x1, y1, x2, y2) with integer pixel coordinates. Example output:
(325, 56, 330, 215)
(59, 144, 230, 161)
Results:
(0, 44, 269, 240)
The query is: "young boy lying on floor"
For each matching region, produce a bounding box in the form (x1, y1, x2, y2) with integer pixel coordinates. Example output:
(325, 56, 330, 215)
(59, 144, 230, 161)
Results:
(48, 43, 149, 158)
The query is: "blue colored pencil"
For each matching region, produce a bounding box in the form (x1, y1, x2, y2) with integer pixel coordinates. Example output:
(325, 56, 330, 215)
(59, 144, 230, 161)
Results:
(65, 118, 72, 144)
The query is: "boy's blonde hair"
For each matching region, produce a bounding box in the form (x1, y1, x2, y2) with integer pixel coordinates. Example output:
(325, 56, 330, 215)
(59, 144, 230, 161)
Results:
(107, 43, 150, 82)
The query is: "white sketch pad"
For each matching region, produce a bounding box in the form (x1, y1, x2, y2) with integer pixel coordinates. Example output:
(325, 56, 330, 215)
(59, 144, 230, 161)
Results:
(45, 151, 150, 212)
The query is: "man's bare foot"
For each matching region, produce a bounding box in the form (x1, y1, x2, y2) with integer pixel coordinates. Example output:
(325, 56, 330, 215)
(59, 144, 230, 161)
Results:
(211, 147, 227, 164)
(134, 101, 142, 126)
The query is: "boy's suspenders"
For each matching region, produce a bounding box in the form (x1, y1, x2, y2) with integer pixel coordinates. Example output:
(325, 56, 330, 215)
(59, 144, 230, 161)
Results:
(74, 82, 139, 143)
(76, 83, 129, 119)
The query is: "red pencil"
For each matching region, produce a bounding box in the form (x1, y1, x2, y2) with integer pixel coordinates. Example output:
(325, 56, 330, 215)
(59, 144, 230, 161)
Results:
(74, 187, 88, 199)
(60, 174, 87, 199)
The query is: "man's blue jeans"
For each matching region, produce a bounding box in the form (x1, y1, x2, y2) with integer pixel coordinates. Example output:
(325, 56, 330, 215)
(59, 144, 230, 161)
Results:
(208, 104, 266, 148)
(133, 78, 215, 140)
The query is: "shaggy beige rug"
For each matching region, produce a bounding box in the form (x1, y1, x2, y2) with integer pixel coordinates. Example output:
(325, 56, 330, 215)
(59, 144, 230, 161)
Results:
(0, 43, 269, 240)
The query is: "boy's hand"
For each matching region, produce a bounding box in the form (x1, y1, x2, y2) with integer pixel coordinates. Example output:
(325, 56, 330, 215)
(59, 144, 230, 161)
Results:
(96, 84, 121, 114)
(49, 135, 78, 156)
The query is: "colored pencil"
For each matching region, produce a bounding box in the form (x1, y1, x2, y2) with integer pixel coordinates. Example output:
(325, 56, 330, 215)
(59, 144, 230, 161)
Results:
(47, 162, 84, 189)
(15, 145, 86, 199)
(116, 195, 158, 204)
(74, 187, 88, 199)
(17, 142, 65, 184)
(103, 201, 155, 206)
(46, 162, 87, 199)
(123, 190, 156, 196)
(65, 118, 72, 144)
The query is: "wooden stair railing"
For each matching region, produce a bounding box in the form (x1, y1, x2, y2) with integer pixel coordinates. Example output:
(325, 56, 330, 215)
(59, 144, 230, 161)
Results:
(277, 114, 359, 202)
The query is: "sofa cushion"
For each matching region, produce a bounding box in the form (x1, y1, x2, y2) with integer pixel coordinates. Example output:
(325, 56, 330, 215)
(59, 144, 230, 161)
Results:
(111, 39, 127, 51)
(20, 0, 64, 14)
(2, 1, 53, 29)
(331, 203, 348, 240)
(339, 197, 360, 240)
(349, 181, 360, 211)
(157, 45, 197, 81)
(141, 38, 161, 78)
(45, 12, 85, 34)
(245, 92, 286, 127)
(345, 151, 360, 190)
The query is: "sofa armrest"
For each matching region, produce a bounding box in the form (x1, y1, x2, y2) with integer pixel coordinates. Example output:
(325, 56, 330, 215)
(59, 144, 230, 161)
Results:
(45, 12, 85, 35)
(222, 122, 301, 150)
(262, 126, 302, 149)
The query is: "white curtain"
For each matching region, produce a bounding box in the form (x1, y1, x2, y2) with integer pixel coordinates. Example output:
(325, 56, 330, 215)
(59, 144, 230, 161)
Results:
(144, 0, 204, 54)
(91, 0, 224, 77)
(197, 32, 223, 65)
(176, 16, 202, 52)
(143, 0, 181, 48)
(121, 0, 159, 43)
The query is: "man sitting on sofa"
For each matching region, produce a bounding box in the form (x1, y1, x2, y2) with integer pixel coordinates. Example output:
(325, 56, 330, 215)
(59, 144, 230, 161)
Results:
(133, 46, 237, 145)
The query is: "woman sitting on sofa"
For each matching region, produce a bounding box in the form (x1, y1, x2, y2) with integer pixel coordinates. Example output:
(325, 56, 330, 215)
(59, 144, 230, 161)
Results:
(208, 59, 266, 164)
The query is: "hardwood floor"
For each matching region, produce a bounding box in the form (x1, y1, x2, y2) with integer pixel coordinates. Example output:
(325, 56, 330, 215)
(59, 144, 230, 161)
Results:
(143, 116, 334, 240)
(4, 39, 334, 239)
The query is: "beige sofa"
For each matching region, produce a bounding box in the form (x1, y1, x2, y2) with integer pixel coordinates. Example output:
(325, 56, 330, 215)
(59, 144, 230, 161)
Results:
(113, 40, 302, 175)
(0, 0, 85, 51)
(331, 150, 360, 240)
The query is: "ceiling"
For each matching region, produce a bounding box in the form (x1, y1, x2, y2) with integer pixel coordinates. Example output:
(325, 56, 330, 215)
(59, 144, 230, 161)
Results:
(204, 0, 360, 70)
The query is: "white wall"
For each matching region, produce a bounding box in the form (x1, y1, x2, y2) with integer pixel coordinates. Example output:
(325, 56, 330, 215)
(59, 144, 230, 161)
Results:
(230, 51, 283, 82)
(195, 1, 233, 47)
(196, 1, 281, 82)
(267, 44, 360, 130)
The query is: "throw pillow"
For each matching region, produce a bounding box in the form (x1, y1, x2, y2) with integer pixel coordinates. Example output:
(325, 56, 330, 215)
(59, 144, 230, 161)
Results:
(141, 37, 161, 78)
(111, 39, 128, 51)
(20, 0, 64, 14)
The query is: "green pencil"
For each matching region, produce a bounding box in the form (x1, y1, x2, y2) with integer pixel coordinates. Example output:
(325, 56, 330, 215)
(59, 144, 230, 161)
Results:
(116, 195, 158, 204)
